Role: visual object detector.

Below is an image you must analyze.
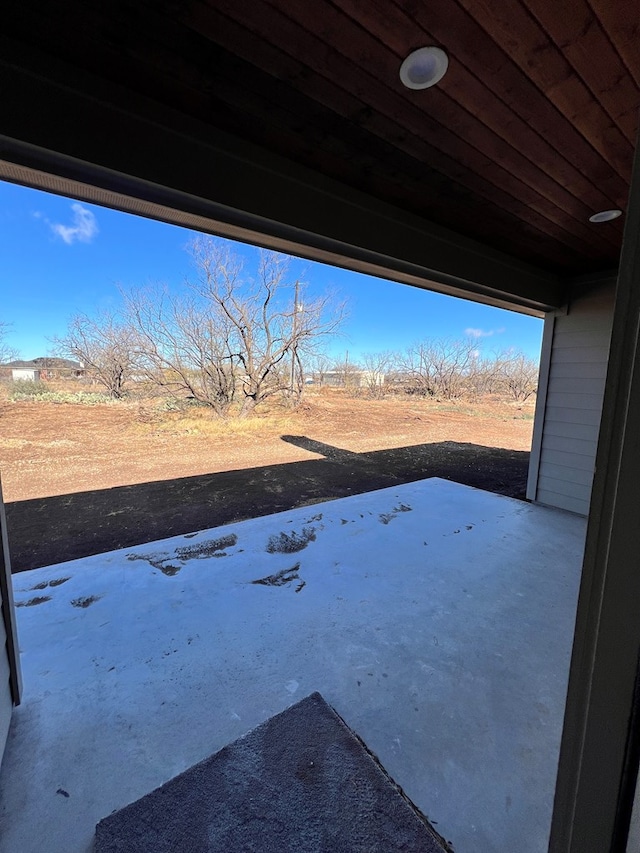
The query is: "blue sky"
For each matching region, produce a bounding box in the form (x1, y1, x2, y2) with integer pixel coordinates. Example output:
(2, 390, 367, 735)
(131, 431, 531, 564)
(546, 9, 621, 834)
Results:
(0, 181, 543, 362)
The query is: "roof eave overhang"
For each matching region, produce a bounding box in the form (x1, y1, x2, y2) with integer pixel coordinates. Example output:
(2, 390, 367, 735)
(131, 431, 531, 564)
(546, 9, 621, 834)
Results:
(0, 38, 568, 317)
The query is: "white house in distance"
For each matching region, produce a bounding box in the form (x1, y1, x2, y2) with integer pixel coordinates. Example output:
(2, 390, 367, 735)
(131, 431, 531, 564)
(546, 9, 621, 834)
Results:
(0, 358, 83, 382)
(0, 4, 638, 851)
(8, 367, 40, 383)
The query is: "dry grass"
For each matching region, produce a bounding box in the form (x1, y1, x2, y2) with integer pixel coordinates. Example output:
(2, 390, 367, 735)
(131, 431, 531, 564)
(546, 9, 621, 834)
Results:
(0, 382, 535, 502)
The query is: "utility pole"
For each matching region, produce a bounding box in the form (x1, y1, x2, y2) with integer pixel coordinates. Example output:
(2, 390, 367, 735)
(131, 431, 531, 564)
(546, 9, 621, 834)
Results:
(290, 280, 300, 396)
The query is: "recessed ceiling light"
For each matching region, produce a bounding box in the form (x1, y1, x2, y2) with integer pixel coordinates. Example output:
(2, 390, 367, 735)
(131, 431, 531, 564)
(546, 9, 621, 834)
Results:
(399, 47, 449, 90)
(589, 209, 623, 223)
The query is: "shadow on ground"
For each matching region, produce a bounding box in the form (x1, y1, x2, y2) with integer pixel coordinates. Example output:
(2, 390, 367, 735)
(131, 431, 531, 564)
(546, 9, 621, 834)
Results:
(6, 439, 529, 572)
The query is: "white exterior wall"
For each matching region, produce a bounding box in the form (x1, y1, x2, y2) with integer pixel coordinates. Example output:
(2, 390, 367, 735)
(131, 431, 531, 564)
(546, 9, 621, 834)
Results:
(11, 369, 40, 382)
(527, 277, 616, 516)
(0, 478, 20, 769)
(0, 586, 13, 764)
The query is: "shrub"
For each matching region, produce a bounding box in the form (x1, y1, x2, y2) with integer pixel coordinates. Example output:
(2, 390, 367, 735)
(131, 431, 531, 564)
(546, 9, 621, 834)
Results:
(10, 380, 50, 398)
(10, 383, 114, 405)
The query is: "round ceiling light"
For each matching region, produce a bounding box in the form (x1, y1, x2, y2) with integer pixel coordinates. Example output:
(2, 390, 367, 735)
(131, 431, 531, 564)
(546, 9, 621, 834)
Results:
(589, 209, 623, 223)
(399, 47, 449, 90)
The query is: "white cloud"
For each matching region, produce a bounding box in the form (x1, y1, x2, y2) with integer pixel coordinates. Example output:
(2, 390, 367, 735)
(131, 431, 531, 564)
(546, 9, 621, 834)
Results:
(465, 327, 505, 338)
(49, 203, 98, 245)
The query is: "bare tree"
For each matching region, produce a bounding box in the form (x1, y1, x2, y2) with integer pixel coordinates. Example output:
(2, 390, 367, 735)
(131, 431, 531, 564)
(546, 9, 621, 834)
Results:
(306, 351, 333, 387)
(53, 311, 136, 398)
(126, 239, 344, 416)
(495, 350, 539, 401)
(465, 352, 501, 399)
(401, 338, 477, 400)
(331, 351, 362, 390)
(124, 285, 239, 416)
(360, 351, 393, 398)
(0, 322, 18, 364)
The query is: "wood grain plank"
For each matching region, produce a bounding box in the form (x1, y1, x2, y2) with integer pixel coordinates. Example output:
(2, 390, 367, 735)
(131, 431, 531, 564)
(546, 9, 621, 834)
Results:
(339, 0, 627, 215)
(457, 0, 635, 180)
(588, 0, 640, 88)
(182, 0, 616, 256)
(252, 0, 619, 251)
(3, 5, 584, 268)
(525, 0, 640, 143)
(1, 0, 628, 270)
(392, 0, 631, 205)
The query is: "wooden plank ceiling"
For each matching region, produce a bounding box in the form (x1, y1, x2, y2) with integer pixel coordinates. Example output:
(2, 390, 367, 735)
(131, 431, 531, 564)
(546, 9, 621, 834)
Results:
(3, 0, 639, 275)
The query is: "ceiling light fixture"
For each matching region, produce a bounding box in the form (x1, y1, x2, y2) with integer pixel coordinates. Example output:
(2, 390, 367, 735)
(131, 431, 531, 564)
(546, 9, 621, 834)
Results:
(399, 47, 448, 90)
(589, 209, 623, 223)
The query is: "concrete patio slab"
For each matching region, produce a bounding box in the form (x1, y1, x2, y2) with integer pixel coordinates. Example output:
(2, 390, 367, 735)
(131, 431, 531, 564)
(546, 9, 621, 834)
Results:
(0, 479, 585, 852)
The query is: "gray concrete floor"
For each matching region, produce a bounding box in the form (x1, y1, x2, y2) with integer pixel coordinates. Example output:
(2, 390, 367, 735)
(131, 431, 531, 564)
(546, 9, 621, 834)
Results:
(0, 479, 585, 852)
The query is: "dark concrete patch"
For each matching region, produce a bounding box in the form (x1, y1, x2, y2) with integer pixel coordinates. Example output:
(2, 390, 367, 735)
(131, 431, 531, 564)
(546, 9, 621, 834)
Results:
(157, 564, 181, 577)
(266, 527, 316, 554)
(252, 563, 302, 588)
(16, 595, 51, 607)
(71, 595, 102, 608)
(380, 502, 413, 524)
(175, 534, 237, 560)
(127, 553, 182, 576)
(30, 576, 70, 590)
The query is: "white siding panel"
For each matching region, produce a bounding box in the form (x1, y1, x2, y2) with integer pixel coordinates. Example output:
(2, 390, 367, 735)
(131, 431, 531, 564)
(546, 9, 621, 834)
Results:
(544, 406, 604, 426)
(539, 448, 597, 471)
(529, 278, 616, 515)
(538, 462, 594, 487)
(536, 489, 590, 515)
(0, 594, 11, 766)
(543, 420, 601, 442)
(0, 667, 12, 762)
(547, 377, 607, 396)
(546, 391, 608, 411)
(552, 330, 613, 348)
(551, 345, 612, 364)
(538, 474, 595, 501)
(541, 434, 598, 457)
(549, 361, 609, 380)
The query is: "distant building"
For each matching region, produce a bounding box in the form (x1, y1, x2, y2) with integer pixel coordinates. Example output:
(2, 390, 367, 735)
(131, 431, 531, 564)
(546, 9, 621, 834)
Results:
(9, 367, 41, 382)
(0, 357, 84, 381)
(317, 370, 385, 388)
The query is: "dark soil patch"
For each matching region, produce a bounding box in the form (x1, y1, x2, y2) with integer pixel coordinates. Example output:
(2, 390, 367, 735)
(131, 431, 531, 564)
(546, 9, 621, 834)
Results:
(6, 440, 530, 572)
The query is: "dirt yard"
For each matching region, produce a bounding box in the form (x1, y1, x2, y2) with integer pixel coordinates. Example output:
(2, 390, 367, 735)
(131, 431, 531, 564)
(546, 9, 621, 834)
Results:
(0, 389, 535, 571)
